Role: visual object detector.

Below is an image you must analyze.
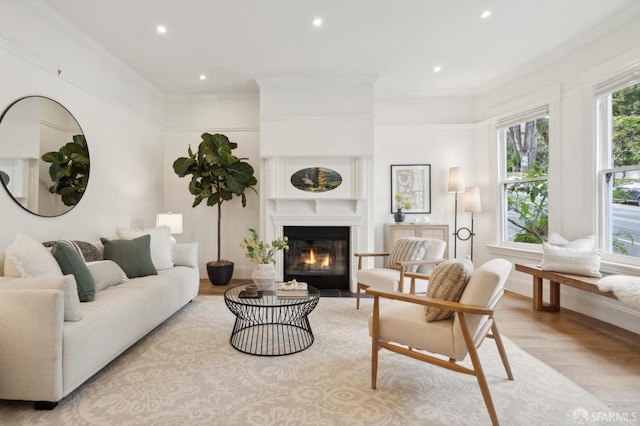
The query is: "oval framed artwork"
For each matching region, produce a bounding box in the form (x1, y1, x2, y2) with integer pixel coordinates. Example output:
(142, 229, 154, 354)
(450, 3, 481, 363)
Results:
(290, 167, 342, 193)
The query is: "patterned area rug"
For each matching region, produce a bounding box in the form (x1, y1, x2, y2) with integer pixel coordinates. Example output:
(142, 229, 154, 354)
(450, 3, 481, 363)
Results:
(0, 297, 611, 425)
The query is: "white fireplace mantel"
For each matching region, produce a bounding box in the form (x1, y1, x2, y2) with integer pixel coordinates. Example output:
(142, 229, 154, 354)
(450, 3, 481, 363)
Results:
(268, 198, 361, 214)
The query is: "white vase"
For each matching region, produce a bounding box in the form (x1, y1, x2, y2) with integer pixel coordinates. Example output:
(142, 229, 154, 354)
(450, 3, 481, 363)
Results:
(252, 263, 277, 291)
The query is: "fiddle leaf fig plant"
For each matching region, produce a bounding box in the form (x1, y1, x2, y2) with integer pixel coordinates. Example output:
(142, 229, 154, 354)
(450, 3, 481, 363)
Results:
(173, 133, 257, 265)
(41, 134, 90, 206)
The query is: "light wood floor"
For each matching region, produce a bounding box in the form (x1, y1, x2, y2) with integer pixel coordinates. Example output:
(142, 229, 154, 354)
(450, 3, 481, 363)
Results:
(495, 291, 640, 414)
(199, 280, 640, 413)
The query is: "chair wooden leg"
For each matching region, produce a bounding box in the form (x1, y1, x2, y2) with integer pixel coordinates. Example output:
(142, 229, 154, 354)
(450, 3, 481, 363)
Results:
(356, 283, 368, 309)
(459, 313, 500, 426)
(491, 321, 514, 380)
(468, 345, 499, 426)
(371, 295, 380, 389)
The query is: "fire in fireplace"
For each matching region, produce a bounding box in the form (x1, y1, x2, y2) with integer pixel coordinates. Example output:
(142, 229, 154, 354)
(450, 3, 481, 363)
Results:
(283, 226, 350, 290)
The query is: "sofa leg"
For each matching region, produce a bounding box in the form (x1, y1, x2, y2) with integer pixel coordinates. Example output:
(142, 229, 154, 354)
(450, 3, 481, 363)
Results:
(34, 401, 58, 410)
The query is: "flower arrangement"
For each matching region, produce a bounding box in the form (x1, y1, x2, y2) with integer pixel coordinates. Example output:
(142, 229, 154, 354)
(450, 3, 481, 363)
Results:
(240, 228, 289, 264)
(395, 193, 412, 210)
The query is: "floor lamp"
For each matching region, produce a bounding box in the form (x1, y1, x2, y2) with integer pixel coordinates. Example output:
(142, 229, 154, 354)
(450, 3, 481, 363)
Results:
(463, 187, 481, 261)
(448, 167, 464, 258)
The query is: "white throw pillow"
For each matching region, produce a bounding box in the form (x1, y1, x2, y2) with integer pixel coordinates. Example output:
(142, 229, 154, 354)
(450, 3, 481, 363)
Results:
(547, 233, 595, 250)
(87, 260, 129, 292)
(172, 242, 198, 268)
(540, 244, 602, 278)
(116, 227, 174, 270)
(5, 233, 63, 278)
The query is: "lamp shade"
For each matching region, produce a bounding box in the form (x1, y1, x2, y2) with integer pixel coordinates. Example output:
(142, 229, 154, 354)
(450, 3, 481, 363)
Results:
(448, 167, 465, 193)
(156, 212, 183, 234)
(464, 187, 482, 213)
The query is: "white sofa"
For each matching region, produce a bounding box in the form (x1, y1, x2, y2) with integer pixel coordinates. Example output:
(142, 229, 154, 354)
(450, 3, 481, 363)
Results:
(0, 242, 199, 409)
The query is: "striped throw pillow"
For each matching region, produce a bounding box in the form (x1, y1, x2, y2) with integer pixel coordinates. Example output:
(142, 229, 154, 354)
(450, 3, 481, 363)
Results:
(424, 257, 474, 322)
(87, 260, 129, 292)
(387, 238, 430, 272)
(43, 240, 102, 262)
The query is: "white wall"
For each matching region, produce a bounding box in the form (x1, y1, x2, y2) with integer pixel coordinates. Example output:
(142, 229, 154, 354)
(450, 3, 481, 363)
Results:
(374, 95, 477, 259)
(0, 0, 165, 248)
(474, 10, 640, 333)
(162, 95, 260, 279)
(3, 0, 639, 332)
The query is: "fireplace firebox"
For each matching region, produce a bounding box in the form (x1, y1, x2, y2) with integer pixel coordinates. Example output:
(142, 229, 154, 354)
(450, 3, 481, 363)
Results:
(283, 226, 350, 290)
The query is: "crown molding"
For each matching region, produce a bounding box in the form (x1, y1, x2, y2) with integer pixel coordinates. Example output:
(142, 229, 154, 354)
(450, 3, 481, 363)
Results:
(256, 75, 378, 88)
(26, 0, 163, 96)
(374, 87, 475, 99)
(0, 35, 164, 127)
(163, 126, 259, 133)
(475, 2, 640, 95)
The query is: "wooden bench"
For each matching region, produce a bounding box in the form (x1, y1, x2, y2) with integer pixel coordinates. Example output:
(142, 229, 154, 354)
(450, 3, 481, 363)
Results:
(515, 263, 616, 311)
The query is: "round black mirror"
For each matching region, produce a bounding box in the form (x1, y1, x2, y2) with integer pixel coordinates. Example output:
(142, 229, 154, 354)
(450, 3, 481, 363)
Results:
(0, 96, 89, 216)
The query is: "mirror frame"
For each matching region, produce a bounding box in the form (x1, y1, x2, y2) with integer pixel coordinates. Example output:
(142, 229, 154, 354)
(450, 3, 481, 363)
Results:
(0, 96, 89, 217)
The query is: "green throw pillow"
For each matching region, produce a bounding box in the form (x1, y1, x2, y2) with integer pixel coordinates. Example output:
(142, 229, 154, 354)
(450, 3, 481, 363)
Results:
(51, 242, 96, 302)
(101, 235, 158, 279)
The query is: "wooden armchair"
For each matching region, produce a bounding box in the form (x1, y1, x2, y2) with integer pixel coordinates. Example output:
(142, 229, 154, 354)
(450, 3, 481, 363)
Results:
(366, 258, 514, 426)
(354, 237, 446, 309)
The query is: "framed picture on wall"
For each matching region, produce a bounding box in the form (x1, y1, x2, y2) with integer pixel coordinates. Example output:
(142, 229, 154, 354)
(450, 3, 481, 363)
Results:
(390, 164, 431, 214)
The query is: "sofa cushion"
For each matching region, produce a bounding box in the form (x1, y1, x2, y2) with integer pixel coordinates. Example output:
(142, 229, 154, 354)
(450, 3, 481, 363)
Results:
(424, 257, 474, 322)
(101, 235, 158, 279)
(5, 233, 63, 278)
(87, 260, 128, 292)
(117, 227, 173, 270)
(387, 237, 430, 272)
(51, 242, 96, 302)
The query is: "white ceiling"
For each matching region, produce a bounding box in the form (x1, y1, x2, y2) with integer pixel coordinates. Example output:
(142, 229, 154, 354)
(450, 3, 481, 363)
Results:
(39, 0, 640, 96)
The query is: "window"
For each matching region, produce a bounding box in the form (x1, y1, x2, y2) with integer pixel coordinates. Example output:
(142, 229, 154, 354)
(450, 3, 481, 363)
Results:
(598, 77, 640, 258)
(497, 108, 549, 244)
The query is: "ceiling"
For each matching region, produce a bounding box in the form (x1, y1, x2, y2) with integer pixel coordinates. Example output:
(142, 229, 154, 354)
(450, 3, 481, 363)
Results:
(39, 0, 639, 96)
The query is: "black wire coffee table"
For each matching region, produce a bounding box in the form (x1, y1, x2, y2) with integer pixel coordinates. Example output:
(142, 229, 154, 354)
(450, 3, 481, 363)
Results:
(224, 284, 321, 356)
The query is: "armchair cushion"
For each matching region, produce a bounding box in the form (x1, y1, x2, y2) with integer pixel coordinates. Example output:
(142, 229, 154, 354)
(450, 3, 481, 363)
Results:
(369, 300, 457, 358)
(388, 238, 430, 272)
(424, 257, 474, 322)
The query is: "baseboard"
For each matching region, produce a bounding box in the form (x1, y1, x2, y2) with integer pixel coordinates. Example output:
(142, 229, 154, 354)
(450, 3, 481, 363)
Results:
(506, 274, 640, 335)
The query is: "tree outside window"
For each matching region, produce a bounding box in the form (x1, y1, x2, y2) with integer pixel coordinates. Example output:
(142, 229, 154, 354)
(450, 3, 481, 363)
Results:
(499, 113, 549, 244)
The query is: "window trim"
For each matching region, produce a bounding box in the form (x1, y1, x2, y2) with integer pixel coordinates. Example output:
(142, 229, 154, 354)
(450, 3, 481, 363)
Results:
(497, 107, 550, 246)
(596, 75, 640, 266)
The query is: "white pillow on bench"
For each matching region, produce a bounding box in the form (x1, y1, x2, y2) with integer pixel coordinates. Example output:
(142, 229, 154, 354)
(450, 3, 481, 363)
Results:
(540, 243, 602, 278)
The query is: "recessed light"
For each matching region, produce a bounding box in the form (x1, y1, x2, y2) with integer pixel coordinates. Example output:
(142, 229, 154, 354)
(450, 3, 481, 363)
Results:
(199, 75, 206, 80)
(433, 66, 442, 73)
(157, 25, 167, 34)
(480, 10, 492, 19)
(313, 17, 323, 27)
